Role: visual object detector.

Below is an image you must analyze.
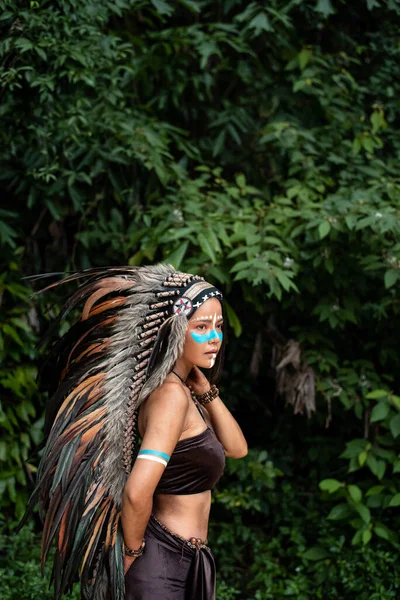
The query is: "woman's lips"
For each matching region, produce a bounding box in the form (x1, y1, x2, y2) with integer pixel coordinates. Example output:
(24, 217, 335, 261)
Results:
(205, 351, 217, 355)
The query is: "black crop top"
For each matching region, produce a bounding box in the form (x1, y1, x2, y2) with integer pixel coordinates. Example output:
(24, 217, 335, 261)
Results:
(154, 426, 226, 495)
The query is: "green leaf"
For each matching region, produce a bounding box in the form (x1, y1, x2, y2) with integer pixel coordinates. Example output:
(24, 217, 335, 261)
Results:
(205, 229, 222, 254)
(298, 48, 312, 71)
(197, 233, 217, 263)
(376, 460, 386, 481)
(215, 223, 232, 248)
(355, 503, 371, 524)
(3, 324, 23, 346)
(318, 221, 331, 239)
(366, 485, 385, 496)
(35, 46, 47, 61)
(302, 547, 331, 561)
(365, 389, 388, 399)
(319, 478, 342, 493)
(388, 493, 400, 507)
(164, 241, 189, 270)
(314, 0, 335, 17)
(384, 269, 398, 289)
(358, 451, 368, 467)
(178, 0, 201, 12)
(392, 395, 400, 410)
(275, 270, 298, 293)
(0, 440, 6, 461)
(362, 529, 372, 545)
(389, 414, 400, 438)
(128, 250, 143, 266)
(14, 38, 34, 52)
(374, 524, 390, 540)
(235, 173, 246, 188)
(340, 439, 368, 459)
(248, 12, 273, 34)
(366, 454, 378, 475)
(327, 503, 353, 520)
(366, 0, 381, 10)
(348, 484, 362, 504)
(351, 529, 363, 545)
(224, 301, 242, 337)
(198, 40, 219, 70)
(150, 0, 174, 15)
(370, 401, 390, 422)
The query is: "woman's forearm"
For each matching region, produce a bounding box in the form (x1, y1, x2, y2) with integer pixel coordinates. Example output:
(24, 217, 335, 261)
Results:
(121, 489, 153, 551)
(204, 396, 248, 458)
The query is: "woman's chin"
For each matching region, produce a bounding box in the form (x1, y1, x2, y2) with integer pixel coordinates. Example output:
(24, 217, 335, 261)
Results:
(196, 356, 217, 369)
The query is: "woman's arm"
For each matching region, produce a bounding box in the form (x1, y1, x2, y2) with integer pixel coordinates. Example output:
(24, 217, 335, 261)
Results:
(187, 367, 248, 459)
(202, 395, 248, 459)
(121, 382, 189, 573)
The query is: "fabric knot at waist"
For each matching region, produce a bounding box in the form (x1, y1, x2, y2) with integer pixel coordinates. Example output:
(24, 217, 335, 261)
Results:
(148, 513, 216, 599)
(188, 536, 207, 550)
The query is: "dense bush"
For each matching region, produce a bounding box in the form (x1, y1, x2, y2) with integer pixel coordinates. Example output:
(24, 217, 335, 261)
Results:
(211, 445, 400, 599)
(1, 0, 400, 596)
(0, 519, 80, 600)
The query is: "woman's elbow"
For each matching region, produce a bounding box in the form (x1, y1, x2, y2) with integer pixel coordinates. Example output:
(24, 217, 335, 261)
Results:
(225, 444, 248, 459)
(123, 485, 153, 508)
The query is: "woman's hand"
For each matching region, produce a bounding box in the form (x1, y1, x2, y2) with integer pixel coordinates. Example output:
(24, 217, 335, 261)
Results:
(124, 554, 137, 575)
(186, 366, 210, 395)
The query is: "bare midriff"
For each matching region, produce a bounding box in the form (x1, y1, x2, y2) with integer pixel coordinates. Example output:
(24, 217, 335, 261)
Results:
(153, 490, 211, 541)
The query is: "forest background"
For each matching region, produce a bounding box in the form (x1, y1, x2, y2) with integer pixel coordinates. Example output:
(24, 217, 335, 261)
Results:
(1, 0, 400, 598)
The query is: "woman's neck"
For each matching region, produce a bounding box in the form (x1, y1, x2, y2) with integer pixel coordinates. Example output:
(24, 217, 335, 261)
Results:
(172, 358, 193, 382)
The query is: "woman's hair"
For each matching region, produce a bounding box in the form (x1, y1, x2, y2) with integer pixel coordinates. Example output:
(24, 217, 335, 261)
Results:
(207, 300, 227, 384)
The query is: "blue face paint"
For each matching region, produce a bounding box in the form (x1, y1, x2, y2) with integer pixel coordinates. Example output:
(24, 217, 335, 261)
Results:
(191, 329, 223, 344)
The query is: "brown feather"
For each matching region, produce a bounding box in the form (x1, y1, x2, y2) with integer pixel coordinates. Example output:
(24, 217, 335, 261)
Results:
(58, 501, 71, 553)
(65, 316, 117, 372)
(54, 375, 105, 423)
(82, 288, 118, 320)
(58, 407, 107, 444)
(41, 488, 62, 569)
(80, 498, 110, 573)
(74, 341, 110, 364)
(83, 484, 107, 517)
(111, 513, 120, 547)
(87, 297, 127, 318)
(82, 281, 132, 320)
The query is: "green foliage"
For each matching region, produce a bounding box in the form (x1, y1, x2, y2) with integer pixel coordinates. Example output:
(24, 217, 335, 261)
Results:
(212, 462, 400, 599)
(1, 0, 400, 595)
(318, 385, 400, 547)
(0, 269, 44, 518)
(0, 520, 80, 600)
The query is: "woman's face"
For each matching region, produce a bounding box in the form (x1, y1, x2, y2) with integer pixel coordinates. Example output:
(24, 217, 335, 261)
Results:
(183, 297, 223, 369)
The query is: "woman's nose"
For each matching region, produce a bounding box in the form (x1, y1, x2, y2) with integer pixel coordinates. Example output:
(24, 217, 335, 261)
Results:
(209, 329, 221, 342)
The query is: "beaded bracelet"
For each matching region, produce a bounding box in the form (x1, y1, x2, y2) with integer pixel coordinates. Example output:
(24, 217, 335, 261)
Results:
(124, 538, 146, 557)
(191, 384, 219, 405)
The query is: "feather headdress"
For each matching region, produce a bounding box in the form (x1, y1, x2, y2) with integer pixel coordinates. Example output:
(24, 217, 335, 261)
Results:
(21, 264, 223, 600)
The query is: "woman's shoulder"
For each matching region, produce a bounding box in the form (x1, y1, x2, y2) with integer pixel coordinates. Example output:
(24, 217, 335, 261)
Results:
(138, 379, 190, 438)
(144, 378, 190, 415)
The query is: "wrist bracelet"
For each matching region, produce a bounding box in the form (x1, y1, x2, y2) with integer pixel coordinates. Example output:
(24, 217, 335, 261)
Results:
(191, 384, 219, 405)
(124, 538, 146, 557)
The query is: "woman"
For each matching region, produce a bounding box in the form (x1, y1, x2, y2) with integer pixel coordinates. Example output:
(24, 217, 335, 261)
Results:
(23, 264, 247, 600)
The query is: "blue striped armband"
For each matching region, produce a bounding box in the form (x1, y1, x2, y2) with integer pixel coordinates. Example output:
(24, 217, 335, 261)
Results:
(137, 449, 171, 468)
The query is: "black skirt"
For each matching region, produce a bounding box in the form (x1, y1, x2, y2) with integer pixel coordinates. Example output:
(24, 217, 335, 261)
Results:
(124, 514, 216, 600)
